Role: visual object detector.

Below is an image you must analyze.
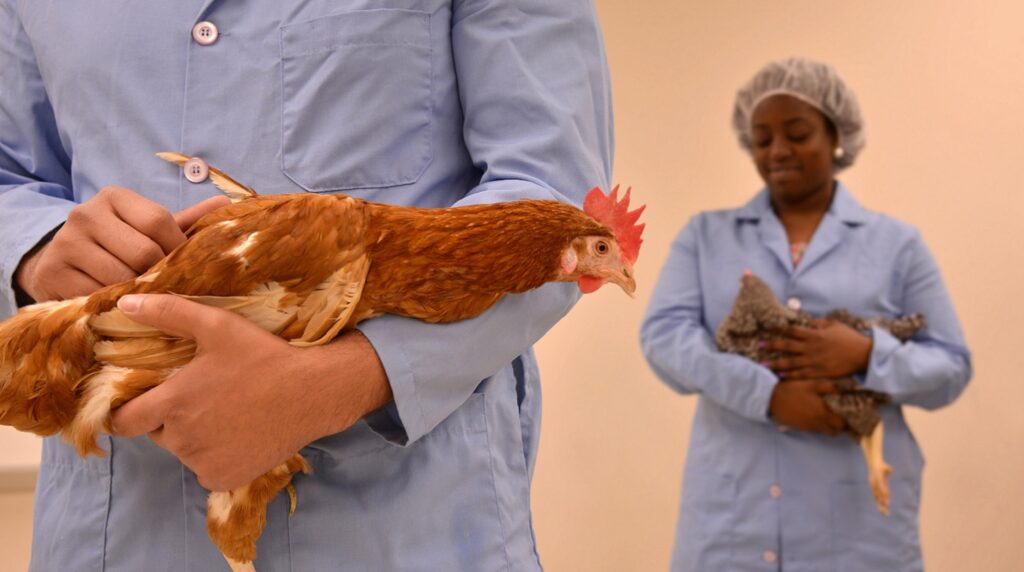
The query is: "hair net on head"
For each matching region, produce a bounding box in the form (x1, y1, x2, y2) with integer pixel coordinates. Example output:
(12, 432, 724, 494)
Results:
(732, 58, 865, 170)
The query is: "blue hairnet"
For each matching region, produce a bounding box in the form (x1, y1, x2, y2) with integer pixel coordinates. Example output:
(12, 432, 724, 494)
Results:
(732, 58, 865, 170)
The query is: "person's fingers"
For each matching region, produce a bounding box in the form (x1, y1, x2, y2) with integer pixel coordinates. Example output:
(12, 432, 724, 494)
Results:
(111, 384, 173, 438)
(174, 196, 231, 232)
(66, 241, 139, 286)
(808, 317, 831, 328)
(780, 368, 814, 381)
(88, 216, 167, 273)
(116, 293, 239, 344)
(764, 338, 802, 355)
(781, 325, 814, 340)
(767, 355, 812, 372)
(105, 187, 187, 254)
(42, 265, 104, 301)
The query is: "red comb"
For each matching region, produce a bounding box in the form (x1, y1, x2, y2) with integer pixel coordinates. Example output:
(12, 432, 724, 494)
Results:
(583, 185, 645, 265)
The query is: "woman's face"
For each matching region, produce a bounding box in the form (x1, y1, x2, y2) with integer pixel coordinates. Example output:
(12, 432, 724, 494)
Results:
(749, 94, 837, 203)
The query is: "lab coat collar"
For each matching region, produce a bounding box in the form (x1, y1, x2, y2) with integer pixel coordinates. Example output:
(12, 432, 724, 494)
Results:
(735, 181, 872, 276)
(733, 181, 871, 225)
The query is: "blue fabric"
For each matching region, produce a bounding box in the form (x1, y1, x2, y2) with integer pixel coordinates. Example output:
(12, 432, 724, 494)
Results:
(640, 184, 971, 572)
(0, 1, 612, 570)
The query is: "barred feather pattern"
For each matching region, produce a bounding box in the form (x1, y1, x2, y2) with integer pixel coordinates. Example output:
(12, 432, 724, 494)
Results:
(715, 272, 925, 438)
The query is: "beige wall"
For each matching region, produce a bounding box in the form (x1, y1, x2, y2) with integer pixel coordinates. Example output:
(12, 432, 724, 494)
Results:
(0, 492, 33, 572)
(0, 428, 41, 469)
(531, 1, 1024, 571)
(3, 1, 1023, 570)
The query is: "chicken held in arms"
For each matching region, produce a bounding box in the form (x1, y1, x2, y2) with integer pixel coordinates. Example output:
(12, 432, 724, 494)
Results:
(0, 152, 645, 572)
(716, 271, 924, 516)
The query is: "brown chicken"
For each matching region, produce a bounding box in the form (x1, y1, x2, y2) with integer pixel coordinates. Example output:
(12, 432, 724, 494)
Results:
(0, 153, 645, 572)
(715, 271, 924, 516)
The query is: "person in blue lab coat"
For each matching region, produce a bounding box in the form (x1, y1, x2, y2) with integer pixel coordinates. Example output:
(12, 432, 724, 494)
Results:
(640, 58, 971, 571)
(0, 2, 612, 570)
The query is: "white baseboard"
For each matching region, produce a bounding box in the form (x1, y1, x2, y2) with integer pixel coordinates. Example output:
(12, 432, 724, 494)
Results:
(0, 466, 37, 493)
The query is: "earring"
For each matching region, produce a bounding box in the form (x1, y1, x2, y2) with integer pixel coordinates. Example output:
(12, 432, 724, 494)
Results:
(833, 147, 845, 160)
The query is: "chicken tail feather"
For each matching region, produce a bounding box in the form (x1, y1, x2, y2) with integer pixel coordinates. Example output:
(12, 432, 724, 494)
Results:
(156, 151, 259, 203)
(0, 298, 96, 439)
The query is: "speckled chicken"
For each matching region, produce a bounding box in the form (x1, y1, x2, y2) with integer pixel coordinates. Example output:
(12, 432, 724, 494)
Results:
(0, 153, 645, 571)
(716, 271, 924, 515)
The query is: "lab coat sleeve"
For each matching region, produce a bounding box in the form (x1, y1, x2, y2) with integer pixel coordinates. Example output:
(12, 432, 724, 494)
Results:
(0, 2, 76, 319)
(863, 231, 972, 409)
(640, 219, 778, 423)
(357, 0, 613, 444)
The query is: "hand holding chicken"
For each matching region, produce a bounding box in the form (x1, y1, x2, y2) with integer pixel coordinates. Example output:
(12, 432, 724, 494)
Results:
(111, 296, 391, 493)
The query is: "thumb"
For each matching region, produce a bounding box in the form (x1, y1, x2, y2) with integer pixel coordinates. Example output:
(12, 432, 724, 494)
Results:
(173, 195, 231, 232)
(117, 293, 227, 342)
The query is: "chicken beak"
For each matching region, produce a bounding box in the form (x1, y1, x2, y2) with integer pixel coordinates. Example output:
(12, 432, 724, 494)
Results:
(609, 266, 637, 298)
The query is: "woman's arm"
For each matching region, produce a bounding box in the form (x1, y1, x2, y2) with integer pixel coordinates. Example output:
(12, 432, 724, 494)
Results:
(862, 231, 972, 409)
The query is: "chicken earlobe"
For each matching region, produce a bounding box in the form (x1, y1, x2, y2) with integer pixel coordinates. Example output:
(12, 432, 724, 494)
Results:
(560, 248, 578, 273)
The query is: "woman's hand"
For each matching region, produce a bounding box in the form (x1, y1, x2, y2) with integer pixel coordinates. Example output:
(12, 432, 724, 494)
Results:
(769, 380, 846, 436)
(764, 320, 872, 379)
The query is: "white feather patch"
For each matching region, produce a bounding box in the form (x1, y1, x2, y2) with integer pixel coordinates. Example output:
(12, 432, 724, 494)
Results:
(32, 298, 85, 315)
(229, 232, 260, 262)
(135, 271, 160, 284)
(69, 365, 131, 444)
(208, 490, 235, 524)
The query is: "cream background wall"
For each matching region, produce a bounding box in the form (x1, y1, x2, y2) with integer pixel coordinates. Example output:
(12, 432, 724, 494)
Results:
(2, 1, 1023, 570)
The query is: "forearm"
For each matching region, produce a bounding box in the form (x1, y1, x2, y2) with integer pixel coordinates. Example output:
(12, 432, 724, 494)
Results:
(358, 282, 577, 443)
(0, 190, 73, 315)
(641, 317, 778, 422)
(640, 220, 777, 422)
(861, 233, 972, 409)
(862, 326, 971, 409)
(306, 330, 394, 439)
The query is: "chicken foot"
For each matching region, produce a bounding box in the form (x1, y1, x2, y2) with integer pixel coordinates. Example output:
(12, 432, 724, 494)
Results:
(858, 421, 892, 516)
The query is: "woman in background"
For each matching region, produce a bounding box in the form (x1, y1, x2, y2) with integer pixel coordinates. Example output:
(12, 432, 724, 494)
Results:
(640, 58, 971, 571)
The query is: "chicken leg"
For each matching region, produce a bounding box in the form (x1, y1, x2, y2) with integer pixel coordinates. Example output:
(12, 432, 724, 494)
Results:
(859, 421, 892, 516)
(206, 454, 311, 571)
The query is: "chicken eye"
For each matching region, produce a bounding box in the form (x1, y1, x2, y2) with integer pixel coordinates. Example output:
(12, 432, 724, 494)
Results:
(595, 240, 609, 255)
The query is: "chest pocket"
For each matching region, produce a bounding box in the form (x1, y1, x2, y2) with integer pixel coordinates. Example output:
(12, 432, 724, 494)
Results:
(279, 9, 433, 192)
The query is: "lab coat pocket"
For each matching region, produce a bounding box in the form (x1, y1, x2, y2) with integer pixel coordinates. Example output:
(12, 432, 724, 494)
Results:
(832, 478, 922, 572)
(287, 393, 510, 571)
(279, 9, 433, 192)
(673, 471, 737, 570)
